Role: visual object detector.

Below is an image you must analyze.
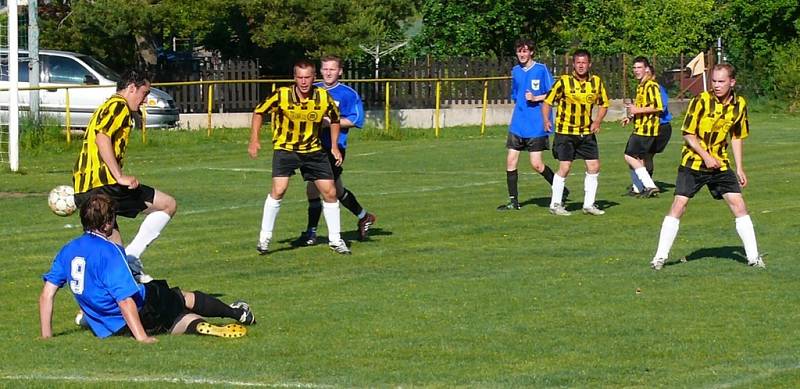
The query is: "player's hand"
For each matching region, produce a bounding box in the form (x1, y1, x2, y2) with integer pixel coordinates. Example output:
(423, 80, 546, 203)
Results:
(137, 336, 158, 344)
(737, 169, 748, 187)
(525, 90, 534, 102)
(330, 147, 343, 167)
(590, 120, 601, 134)
(702, 155, 722, 170)
(248, 141, 260, 159)
(621, 117, 630, 126)
(544, 120, 552, 133)
(117, 175, 139, 189)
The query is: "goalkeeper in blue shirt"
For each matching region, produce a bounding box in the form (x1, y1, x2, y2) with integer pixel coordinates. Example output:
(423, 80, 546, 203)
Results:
(39, 194, 256, 343)
(498, 39, 568, 210)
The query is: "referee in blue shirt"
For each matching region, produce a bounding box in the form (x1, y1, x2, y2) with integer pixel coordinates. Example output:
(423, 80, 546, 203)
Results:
(499, 39, 568, 210)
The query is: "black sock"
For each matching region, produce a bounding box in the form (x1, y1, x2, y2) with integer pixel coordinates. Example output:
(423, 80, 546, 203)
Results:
(646, 156, 655, 177)
(338, 188, 363, 217)
(540, 165, 555, 185)
(184, 318, 206, 335)
(506, 170, 518, 201)
(191, 291, 240, 319)
(307, 198, 322, 232)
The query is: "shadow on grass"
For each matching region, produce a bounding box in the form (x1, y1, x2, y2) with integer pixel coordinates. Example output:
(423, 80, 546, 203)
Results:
(271, 227, 392, 253)
(519, 197, 621, 212)
(665, 245, 747, 268)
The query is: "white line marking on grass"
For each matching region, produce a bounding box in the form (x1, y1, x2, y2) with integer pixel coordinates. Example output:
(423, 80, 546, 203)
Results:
(0, 374, 332, 388)
(200, 166, 498, 175)
(709, 364, 800, 388)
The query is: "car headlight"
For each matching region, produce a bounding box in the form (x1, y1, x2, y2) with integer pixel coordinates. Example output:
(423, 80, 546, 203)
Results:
(146, 97, 168, 109)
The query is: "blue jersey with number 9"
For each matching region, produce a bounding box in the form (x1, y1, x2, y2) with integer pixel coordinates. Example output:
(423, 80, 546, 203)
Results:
(43, 232, 145, 338)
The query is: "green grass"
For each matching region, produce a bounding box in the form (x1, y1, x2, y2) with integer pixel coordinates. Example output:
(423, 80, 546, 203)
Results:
(2, 114, 800, 387)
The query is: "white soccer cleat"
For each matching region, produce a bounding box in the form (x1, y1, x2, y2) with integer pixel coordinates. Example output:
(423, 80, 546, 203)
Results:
(650, 257, 666, 270)
(256, 238, 270, 255)
(75, 310, 88, 327)
(747, 256, 766, 269)
(549, 203, 571, 216)
(582, 205, 606, 216)
(328, 239, 351, 255)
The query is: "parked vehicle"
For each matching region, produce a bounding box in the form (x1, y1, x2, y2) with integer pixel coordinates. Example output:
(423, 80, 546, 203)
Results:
(0, 49, 179, 128)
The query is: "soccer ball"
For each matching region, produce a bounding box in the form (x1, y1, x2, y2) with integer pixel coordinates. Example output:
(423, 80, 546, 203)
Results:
(48, 185, 77, 217)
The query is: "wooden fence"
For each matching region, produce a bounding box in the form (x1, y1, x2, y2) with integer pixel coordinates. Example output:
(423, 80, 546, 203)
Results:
(156, 53, 710, 113)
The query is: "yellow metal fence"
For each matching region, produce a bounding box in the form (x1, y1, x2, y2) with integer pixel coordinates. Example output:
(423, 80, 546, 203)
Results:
(5, 75, 512, 143)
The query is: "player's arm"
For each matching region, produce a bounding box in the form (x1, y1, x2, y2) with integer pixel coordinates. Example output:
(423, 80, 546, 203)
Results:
(542, 79, 562, 133)
(329, 121, 343, 166)
(249, 92, 279, 159)
(731, 138, 747, 187)
(118, 297, 157, 344)
(590, 78, 610, 133)
(39, 281, 59, 339)
(682, 133, 720, 169)
(629, 85, 664, 115)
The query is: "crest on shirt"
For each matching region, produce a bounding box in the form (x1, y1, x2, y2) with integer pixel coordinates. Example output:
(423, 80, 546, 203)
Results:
(307, 112, 319, 121)
(531, 80, 540, 91)
(584, 94, 596, 104)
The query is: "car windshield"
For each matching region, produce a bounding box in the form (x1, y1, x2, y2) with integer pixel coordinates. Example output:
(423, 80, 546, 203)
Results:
(77, 55, 121, 82)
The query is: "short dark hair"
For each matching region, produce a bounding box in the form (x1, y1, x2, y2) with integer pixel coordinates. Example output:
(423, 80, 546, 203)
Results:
(633, 56, 651, 68)
(321, 55, 343, 68)
(713, 63, 736, 79)
(116, 70, 150, 91)
(293, 59, 316, 74)
(514, 39, 536, 52)
(572, 49, 592, 62)
(80, 193, 117, 233)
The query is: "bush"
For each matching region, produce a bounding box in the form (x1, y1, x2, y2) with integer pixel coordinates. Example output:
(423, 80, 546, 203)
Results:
(769, 39, 800, 112)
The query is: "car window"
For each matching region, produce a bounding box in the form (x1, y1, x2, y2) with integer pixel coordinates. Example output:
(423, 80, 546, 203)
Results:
(0, 58, 30, 82)
(47, 55, 91, 84)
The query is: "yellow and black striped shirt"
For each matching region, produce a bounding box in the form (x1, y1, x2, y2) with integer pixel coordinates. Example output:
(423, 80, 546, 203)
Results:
(254, 86, 340, 153)
(632, 79, 663, 136)
(680, 91, 749, 172)
(73, 95, 134, 193)
(544, 73, 610, 135)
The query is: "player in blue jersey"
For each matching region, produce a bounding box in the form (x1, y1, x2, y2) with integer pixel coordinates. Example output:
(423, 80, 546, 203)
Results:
(39, 194, 256, 342)
(297, 55, 376, 245)
(498, 39, 568, 210)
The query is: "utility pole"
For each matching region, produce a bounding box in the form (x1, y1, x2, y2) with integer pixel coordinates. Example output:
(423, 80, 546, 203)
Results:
(28, 0, 40, 124)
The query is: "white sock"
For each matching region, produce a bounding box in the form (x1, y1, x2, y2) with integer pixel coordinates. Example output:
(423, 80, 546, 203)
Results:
(322, 200, 342, 243)
(634, 167, 657, 189)
(630, 170, 643, 193)
(655, 216, 680, 259)
(550, 174, 566, 208)
(259, 195, 281, 242)
(583, 172, 599, 209)
(735, 215, 760, 262)
(125, 211, 171, 260)
(357, 210, 367, 219)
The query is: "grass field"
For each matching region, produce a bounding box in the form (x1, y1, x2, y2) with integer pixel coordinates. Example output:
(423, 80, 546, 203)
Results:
(2, 113, 799, 387)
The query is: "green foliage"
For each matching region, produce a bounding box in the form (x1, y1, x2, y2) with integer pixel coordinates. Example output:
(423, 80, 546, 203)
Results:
(412, 0, 565, 58)
(768, 39, 800, 111)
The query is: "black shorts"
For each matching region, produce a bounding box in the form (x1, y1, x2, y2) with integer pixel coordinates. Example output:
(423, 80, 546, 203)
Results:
(324, 147, 345, 180)
(506, 134, 549, 152)
(272, 150, 334, 181)
(74, 184, 155, 219)
(674, 166, 741, 200)
(624, 134, 658, 159)
(654, 122, 672, 154)
(114, 279, 186, 336)
(552, 133, 599, 161)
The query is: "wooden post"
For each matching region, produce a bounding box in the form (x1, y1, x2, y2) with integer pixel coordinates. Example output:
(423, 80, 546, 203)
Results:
(622, 53, 628, 100)
(141, 107, 147, 144)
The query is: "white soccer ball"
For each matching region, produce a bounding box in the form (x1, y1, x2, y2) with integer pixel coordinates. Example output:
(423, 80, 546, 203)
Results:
(48, 185, 77, 217)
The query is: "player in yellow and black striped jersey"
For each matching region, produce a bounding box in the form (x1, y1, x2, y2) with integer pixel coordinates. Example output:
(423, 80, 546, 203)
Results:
(622, 57, 664, 198)
(541, 49, 609, 216)
(253, 83, 340, 153)
(651, 63, 764, 270)
(248, 59, 350, 255)
(71, 70, 177, 283)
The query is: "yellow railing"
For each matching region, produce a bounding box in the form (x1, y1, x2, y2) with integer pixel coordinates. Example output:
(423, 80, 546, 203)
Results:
(3, 75, 511, 142)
